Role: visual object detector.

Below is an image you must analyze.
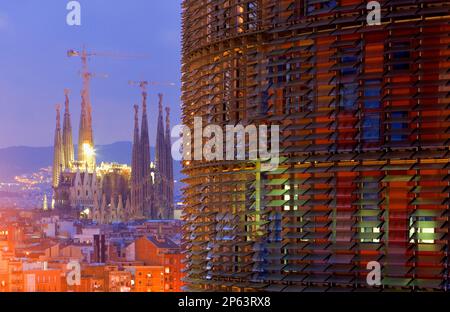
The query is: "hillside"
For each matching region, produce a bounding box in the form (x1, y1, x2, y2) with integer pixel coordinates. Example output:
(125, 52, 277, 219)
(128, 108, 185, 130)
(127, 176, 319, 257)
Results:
(0, 141, 183, 182)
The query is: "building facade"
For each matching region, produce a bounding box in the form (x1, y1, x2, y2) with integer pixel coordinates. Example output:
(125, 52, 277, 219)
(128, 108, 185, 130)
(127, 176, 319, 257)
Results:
(133, 235, 184, 291)
(181, 0, 450, 291)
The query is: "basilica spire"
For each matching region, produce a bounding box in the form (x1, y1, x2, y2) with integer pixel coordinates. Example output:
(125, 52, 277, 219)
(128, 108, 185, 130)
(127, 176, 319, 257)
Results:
(131, 104, 141, 218)
(155, 93, 166, 177)
(77, 48, 95, 171)
(78, 91, 88, 161)
(155, 94, 169, 219)
(52, 104, 65, 188)
(132, 104, 140, 178)
(140, 90, 151, 217)
(62, 89, 74, 168)
(165, 106, 173, 179)
(78, 90, 95, 171)
(165, 106, 174, 218)
(140, 90, 151, 178)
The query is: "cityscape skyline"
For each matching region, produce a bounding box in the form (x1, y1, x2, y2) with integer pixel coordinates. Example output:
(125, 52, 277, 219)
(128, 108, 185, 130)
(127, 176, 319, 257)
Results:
(0, 2, 184, 294)
(0, 1, 181, 148)
(0, 0, 449, 300)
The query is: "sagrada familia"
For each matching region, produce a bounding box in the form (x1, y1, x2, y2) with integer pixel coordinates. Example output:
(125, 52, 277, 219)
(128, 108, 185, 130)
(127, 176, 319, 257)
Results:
(51, 84, 174, 223)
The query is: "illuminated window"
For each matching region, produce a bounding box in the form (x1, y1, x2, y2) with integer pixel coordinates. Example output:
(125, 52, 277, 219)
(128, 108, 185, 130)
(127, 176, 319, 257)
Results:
(360, 226, 381, 243)
(410, 217, 435, 244)
(283, 184, 299, 211)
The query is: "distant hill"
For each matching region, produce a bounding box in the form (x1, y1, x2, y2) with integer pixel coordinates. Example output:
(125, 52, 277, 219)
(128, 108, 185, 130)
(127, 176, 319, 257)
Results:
(0, 141, 183, 182)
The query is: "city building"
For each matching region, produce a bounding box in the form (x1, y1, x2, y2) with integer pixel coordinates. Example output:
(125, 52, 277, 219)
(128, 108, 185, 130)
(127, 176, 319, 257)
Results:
(126, 266, 166, 292)
(107, 270, 132, 292)
(181, 0, 450, 291)
(0, 209, 184, 292)
(133, 235, 184, 291)
(23, 268, 63, 292)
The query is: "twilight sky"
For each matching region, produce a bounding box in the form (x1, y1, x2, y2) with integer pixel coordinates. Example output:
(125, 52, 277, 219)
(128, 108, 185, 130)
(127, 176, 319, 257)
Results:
(0, 1, 181, 148)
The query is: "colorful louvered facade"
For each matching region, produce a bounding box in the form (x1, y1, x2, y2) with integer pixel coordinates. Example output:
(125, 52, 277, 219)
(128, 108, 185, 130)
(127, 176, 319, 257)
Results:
(181, 0, 450, 291)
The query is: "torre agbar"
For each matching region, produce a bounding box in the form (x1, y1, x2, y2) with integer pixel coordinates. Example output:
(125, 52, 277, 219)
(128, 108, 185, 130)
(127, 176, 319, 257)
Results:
(181, 0, 450, 291)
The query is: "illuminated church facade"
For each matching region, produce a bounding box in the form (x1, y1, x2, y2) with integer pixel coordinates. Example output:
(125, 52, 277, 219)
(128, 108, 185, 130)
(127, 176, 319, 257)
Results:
(51, 86, 174, 223)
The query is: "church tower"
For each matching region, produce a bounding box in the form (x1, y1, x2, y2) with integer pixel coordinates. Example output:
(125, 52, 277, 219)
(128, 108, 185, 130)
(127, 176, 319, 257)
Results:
(62, 89, 74, 168)
(140, 90, 152, 218)
(155, 94, 166, 180)
(130, 92, 175, 220)
(78, 91, 95, 171)
(155, 94, 175, 219)
(155, 94, 166, 218)
(77, 48, 95, 171)
(165, 106, 174, 219)
(52, 105, 65, 188)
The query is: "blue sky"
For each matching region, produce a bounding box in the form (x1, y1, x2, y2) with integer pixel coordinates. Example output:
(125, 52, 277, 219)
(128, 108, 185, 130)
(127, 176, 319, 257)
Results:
(0, 0, 181, 148)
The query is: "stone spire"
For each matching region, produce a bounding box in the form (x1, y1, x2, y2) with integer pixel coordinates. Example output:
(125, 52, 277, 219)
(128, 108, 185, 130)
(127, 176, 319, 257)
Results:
(80, 47, 94, 165)
(131, 104, 141, 218)
(140, 90, 151, 217)
(165, 107, 173, 180)
(155, 94, 169, 219)
(52, 105, 65, 188)
(62, 89, 74, 168)
(140, 91, 151, 178)
(78, 89, 95, 170)
(165, 106, 174, 218)
(78, 92, 88, 159)
(155, 94, 166, 178)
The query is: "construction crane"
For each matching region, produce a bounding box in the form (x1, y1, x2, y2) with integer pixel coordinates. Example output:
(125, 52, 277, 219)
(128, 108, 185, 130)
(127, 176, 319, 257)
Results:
(68, 49, 149, 60)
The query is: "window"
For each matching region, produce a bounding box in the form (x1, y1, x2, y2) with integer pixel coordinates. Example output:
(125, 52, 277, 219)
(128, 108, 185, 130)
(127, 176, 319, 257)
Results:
(409, 217, 435, 244)
(341, 56, 357, 76)
(339, 83, 358, 110)
(306, 0, 337, 15)
(261, 91, 269, 114)
(363, 114, 381, 141)
(246, 2, 258, 31)
(283, 184, 299, 211)
(285, 96, 300, 114)
(339, 45, 359, 110)
(391, 42, 410, 71)
(390, 112, 408, 142)
(364, 79, 381, 109)
(359, 182, 381, 243)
